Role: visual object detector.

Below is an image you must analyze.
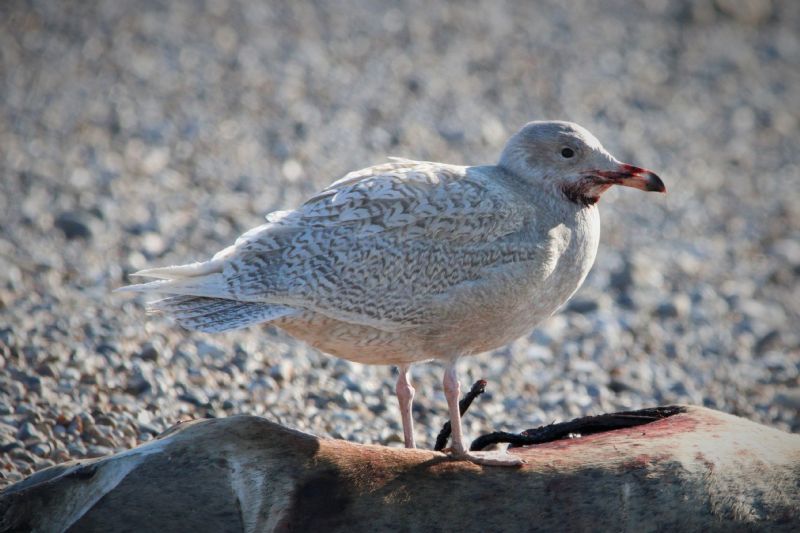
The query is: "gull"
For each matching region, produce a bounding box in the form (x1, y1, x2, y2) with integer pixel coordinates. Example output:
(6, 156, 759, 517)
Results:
(118, 120, 665, 466)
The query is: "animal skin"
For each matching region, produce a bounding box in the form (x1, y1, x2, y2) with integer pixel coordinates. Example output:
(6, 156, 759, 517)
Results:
(1, 406, 798, 532)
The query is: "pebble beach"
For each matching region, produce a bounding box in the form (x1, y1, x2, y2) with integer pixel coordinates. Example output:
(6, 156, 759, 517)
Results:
(1, 0, 798, 488)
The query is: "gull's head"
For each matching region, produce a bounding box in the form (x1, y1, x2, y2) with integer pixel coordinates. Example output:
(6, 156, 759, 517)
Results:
(498, 121, 665, 206)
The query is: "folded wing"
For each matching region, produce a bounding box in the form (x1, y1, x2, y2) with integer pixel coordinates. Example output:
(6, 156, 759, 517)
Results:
(119, 159, 534, 331)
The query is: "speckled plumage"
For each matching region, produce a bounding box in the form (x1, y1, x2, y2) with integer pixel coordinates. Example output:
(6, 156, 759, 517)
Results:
(119, 121, 664, 463)
(124, 156, 597, 362)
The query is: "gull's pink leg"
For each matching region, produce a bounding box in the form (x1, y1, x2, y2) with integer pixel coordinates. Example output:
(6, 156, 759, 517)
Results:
(443, 363, 467, 454)
(442, 361, 524, 466)
(396, 364, 416, 449)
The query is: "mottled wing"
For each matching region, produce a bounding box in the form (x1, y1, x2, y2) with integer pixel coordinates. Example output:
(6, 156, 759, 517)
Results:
(220, 160, 532, 328)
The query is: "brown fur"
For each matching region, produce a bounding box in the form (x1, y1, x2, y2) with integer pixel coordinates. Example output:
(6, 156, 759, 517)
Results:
(2, 406, 799, 532)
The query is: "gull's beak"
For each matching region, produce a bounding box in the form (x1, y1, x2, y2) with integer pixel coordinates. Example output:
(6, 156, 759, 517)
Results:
(592, 163, 666, 193)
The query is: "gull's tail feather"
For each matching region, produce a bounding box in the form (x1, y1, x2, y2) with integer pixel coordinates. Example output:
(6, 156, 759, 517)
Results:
(116, 258, 294, 332)
(115, 257, 229, 296)
(130, 260, 224, 280)
(149, 296, 294, 333)
(114, 272, 233, 299)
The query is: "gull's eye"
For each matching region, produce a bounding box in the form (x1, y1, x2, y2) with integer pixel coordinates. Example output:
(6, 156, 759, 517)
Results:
(561, 147, 575, 159)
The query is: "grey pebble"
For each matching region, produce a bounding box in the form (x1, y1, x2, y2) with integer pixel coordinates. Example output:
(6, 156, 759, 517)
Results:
(774, 389, 800, 411)
(0, 436, 20, 454)
(195, 340, 226, 360)
(54, 212, 93, 240)
(125, 364, 156, 395)
(178, 390, 209, 407)
(754, 330, 782, 355)
(136, 342, 160, 362)
(270, 360, 294, 383)
(9, 448, 35, 463)
(566, 297, 600, 315)
(87, 445, 114, 458)
(654, 294, 691, 319)
(29, 442, 52, 457)
(137, 422, 161, 436)
(17, 422, 45, 442)
(67, 442, 88, 456)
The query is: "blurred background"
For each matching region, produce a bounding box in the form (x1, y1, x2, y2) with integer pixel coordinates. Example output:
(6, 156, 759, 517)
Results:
(1, 0, 798, 487)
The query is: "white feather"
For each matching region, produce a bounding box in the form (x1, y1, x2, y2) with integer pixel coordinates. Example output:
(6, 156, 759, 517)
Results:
(116, 273, 233, 299)
(130, 260, 223, 280)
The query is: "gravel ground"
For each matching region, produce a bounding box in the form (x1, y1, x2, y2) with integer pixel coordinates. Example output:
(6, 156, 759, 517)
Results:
(1, 0, 798, 488)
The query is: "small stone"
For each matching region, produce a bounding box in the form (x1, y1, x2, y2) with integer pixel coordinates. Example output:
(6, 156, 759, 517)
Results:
(0, 436, 20, 454)
(525, 345, 553, 362)
(270, 360, 294, 382)
(774, 389, 800, 410)
(14, 402, 36, 416)
(87, 445, 114, 458)
(94, 414, 117, 428)
(754, 330, 781, 355)
(67, 416, 84, 435)
(52, 448, 71, 462)
(570, 360, 600, 374)
(29, 442, 52, 457)
(23, 374, 43, 395)
(136, 342, 160, 362)
(715, 0, 773, 24)
(337, 373, 363, 393)
(566, 297, 599, 314)
(368, 402, 387, 415)
(140, 232, 166, 257)
(17, 421, 44, 441)
(125, 365, 154, 395)
(138, 422, 160, 436)
(10, 448, 35, 463)
(610, 253, 663, 293)
(670, 382, 689, 397)
(67, 442, 88, 456)
(60, 367, 80, 382)
(384, 432, 403, 444)
(54, 211, 93, 240)
(96, 342, 121, 357)
(609, 379, 636, 394)
(231, 345, 249, 372)
(89, 431, 117, 448)
(0, 471, 22, 484)
(654, 294, 691, 319)
(34, 458, 56, 470)
(178, 390, 209, 407)
(35, 363, 57, 377)
(195, 340, 226, 359)
(79, 412, 95, 429)
(141, 147, 170, 174)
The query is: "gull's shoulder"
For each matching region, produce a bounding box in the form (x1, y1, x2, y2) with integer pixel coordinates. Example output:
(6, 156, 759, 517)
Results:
(292, 158, 527, 231)
(301, 157, 471, 207)
(221, 159, 527, 260)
